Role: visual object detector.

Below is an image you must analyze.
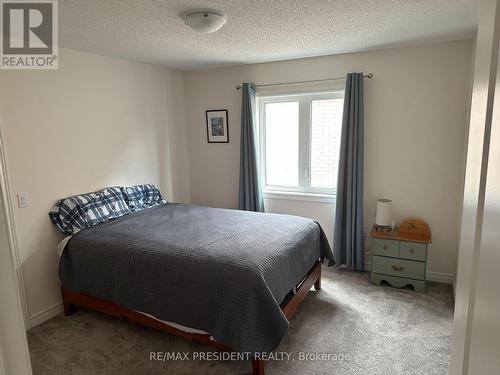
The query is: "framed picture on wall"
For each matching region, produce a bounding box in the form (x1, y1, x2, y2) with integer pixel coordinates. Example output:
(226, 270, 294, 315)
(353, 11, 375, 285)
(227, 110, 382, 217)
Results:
(206, 109, 229, 143)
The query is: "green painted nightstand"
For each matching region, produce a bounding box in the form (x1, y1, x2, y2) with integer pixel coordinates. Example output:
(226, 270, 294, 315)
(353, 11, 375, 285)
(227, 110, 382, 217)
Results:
(370, 219, 431, 292)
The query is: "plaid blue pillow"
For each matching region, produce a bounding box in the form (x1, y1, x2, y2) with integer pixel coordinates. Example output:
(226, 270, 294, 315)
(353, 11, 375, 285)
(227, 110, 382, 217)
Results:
(49, 187, 131, 235)
(48, 206, 72, 234)
(122, 184, 166, 212)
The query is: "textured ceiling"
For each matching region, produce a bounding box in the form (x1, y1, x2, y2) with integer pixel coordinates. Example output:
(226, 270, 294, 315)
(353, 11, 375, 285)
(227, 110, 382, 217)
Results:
(60, 0, 478, 70)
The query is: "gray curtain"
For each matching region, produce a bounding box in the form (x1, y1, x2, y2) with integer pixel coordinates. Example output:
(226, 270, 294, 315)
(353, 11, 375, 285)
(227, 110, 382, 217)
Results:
(333, 73, 364, 271)
(239, 83, 264, 212)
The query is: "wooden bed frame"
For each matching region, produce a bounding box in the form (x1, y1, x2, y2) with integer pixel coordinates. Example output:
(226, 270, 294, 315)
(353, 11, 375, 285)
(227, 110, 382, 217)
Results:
(62, 260, 322, 375)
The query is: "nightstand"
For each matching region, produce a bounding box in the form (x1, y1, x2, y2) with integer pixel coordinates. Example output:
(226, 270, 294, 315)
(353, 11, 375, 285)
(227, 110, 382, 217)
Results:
(370, 219, 431, 292)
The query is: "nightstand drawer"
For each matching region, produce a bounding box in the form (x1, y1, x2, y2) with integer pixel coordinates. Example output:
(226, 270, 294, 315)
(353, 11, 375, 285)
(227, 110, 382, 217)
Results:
(373, 238, 399, 257)
(372, 255, 426, 280)
(399, 241, 427, 261)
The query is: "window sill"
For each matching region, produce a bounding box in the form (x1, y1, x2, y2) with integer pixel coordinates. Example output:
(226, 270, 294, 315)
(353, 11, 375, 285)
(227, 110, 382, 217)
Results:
(263, 190, 336, 203)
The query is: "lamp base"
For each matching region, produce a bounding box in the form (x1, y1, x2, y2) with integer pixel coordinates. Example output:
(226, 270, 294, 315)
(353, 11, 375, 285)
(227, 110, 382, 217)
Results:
(374, 224, 392, 232)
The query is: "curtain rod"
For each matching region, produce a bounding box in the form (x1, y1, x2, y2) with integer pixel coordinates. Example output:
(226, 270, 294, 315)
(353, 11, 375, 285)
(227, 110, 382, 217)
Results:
(235, 73, 373, 90)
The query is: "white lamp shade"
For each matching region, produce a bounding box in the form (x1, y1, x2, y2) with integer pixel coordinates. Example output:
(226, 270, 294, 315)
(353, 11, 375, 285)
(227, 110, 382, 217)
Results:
(184, 11, 227, 33)
(375, 199, 392, 226)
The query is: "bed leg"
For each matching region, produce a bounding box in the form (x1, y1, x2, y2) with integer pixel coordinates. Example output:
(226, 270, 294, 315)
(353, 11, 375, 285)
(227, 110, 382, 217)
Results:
(61, 287, 76, 316)
(251, 359, 264, 375)
(64, 300, 76, 316)
(314, 277, 321, 290)
(314, 265, 321, 290)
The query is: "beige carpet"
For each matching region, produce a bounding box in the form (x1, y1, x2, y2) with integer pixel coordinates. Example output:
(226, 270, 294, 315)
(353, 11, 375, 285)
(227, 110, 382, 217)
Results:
(28, 267, 454, 375)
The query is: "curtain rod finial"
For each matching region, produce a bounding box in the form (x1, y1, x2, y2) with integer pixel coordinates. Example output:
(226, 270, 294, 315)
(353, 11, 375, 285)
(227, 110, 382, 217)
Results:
(236, 85, 242, 90)
(366, 73, 373, 79)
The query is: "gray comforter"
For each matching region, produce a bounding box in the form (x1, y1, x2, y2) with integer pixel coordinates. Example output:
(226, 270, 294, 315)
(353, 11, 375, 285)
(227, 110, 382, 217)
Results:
(59, 203, 334, 353)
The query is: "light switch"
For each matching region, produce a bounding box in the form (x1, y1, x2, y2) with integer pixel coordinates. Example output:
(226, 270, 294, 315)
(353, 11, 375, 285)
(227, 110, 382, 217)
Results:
(17, 192, 29, 208)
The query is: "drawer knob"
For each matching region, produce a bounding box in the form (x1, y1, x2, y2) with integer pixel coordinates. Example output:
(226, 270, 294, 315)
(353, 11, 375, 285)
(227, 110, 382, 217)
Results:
(409, 248, 415, 253)
(383, 245, 388, 250)
(391, 265, 405, 272)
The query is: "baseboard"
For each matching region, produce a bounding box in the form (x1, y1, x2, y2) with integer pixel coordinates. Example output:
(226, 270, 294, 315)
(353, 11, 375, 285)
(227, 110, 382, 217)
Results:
(30, 301, 63, 328)
(364, 262, 454, 285)
(426, 271, 454, 284)
(26, 270, 453, 329)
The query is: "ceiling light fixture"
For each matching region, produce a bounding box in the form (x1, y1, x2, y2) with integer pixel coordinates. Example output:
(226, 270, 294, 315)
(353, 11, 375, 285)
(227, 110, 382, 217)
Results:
(184, 10, 226, 33)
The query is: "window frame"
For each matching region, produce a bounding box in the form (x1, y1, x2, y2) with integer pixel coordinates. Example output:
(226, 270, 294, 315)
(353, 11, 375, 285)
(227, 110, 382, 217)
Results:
(257, 90, 344, 197)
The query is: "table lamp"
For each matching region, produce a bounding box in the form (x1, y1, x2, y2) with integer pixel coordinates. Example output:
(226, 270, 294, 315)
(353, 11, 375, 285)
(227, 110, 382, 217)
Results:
(375, 199, 392, 231)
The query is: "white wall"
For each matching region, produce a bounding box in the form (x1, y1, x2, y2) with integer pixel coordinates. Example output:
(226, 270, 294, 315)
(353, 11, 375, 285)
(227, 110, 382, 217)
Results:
(0, 48, 191, 326)
(467, 54, 500, 373)
(264, 197, 335, 246)
(450, 0, 500, 373)
(183, 40, 473, 281)
(0, 134, 32, 374)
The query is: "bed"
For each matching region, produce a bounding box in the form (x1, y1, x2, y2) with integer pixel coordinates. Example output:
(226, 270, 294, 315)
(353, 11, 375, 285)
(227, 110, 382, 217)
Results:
(56, 197, 334, 375)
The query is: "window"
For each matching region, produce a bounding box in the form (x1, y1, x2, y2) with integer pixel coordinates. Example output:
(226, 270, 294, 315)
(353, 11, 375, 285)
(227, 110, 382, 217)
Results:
(258, 91, 344, 196)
